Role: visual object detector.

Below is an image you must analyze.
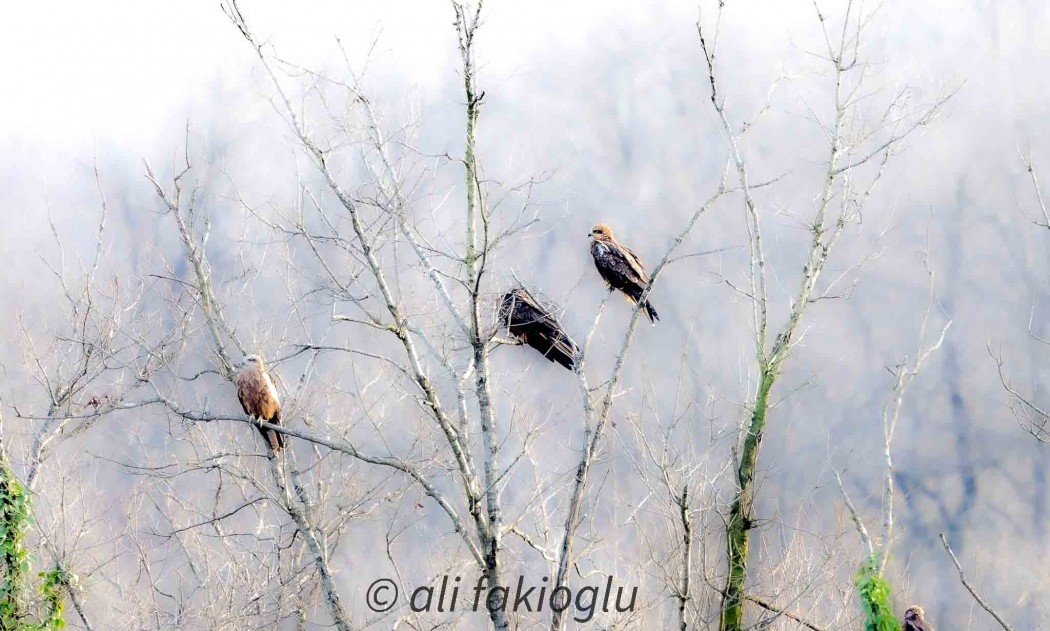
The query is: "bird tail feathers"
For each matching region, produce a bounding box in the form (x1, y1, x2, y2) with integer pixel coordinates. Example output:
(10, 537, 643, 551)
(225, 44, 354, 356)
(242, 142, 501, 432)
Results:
(624, 291, 660, 324)
(643, 301, 659, 324)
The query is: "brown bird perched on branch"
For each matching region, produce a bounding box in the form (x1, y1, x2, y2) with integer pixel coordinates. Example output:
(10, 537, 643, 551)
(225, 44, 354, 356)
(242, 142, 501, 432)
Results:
(499, 287, 579, 371)
(235, 354, 285, 453)
(588, 223, 659, 323)
(902, 605, 934, 631)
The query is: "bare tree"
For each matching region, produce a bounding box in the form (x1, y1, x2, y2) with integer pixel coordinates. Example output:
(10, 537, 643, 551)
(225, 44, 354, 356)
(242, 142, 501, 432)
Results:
(837, 257, 950, 627)
(695, 2, 954, 629)
(6, 168, 189, 630)
(1, 2, 999, 629)
(993, 152, 1050, 443)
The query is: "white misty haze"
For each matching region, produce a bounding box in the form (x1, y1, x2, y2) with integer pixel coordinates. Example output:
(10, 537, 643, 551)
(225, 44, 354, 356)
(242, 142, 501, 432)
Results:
(2, 1, 1050, 629)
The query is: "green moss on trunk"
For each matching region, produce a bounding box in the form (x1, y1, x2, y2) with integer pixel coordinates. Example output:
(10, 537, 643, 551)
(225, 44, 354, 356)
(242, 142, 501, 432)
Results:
(720, 368, 775, 631)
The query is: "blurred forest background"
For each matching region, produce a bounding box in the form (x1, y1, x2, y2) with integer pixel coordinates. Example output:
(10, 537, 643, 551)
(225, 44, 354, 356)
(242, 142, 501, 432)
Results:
(1, 0, 1049, 629)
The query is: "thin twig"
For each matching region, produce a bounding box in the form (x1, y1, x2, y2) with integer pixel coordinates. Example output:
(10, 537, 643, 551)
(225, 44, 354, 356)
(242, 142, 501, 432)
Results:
(939, 533, 1014, 631)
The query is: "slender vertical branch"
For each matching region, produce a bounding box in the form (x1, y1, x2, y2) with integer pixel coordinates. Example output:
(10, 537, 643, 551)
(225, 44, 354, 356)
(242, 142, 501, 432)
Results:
(677, 485, 693, 631)
(940, 533, 1014, 631)
(273, 458, 351, 629)
(452, 4, 507, 629)
(550, 190, 722, 631)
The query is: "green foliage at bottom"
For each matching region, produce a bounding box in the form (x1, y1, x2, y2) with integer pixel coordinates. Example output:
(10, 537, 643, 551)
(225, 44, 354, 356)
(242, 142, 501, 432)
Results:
(855, 555, 897, 631)
(37, 567, 67, 630)
(0, 458, 32, 628)
(0, 457, 67, 630)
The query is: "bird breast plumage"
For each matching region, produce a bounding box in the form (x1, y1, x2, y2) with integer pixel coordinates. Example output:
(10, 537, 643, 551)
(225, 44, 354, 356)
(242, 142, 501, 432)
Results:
(237, 369, 280, 420)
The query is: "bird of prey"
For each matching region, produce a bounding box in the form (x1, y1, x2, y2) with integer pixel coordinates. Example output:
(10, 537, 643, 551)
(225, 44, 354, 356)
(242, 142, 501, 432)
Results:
(235, 354, 285, 452)
(902, 605, 934, 631)
(499, 287, 579, 371)
(588, 223, 659, 323)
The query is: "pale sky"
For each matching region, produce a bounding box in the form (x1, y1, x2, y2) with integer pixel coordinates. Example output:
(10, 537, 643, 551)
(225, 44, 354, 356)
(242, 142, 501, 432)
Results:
(0, 1, 897, 158)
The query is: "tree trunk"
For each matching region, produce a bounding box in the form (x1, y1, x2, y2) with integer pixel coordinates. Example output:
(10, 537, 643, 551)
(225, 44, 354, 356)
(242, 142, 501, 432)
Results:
(720, 367, 776, 631)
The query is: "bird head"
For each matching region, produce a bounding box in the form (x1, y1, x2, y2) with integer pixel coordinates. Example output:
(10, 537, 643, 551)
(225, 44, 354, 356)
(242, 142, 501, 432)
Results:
(904, 606, 925, 620)
(589, 223, 614, 241)
(242, 354, 265, 370)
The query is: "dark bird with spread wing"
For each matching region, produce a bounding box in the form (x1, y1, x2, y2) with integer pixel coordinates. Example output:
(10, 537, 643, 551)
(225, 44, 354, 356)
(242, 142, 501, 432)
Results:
(499, 288, 579, 371)
(588, 223, 659, 323)
(235, 354, 285, 452)
(902, 605, 934, 631)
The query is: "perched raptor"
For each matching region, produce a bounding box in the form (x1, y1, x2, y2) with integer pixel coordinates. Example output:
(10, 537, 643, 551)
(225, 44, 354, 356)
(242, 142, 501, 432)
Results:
(902, 605, 934, 631)
(235, 354, 285, 452)
(588, 223, 659, 323)
(499, 288, 579, 371)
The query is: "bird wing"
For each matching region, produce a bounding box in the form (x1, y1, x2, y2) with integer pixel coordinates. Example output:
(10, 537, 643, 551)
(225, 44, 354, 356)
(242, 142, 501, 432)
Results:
(235, 372, 253, 416)
(507, 289, 579, 367)
(592, 240, 648, 288)
(260, 371, 285, 449)
(529, 314, 579, 367)
(620, 244, 651, 284)
(510, 289, 555, 328)
(237, 390, 252, 416)
(263, 371, 281, 409)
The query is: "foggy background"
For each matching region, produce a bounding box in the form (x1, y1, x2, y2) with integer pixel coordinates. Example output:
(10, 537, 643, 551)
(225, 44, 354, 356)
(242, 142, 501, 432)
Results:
(3, 0, 1050, 628)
